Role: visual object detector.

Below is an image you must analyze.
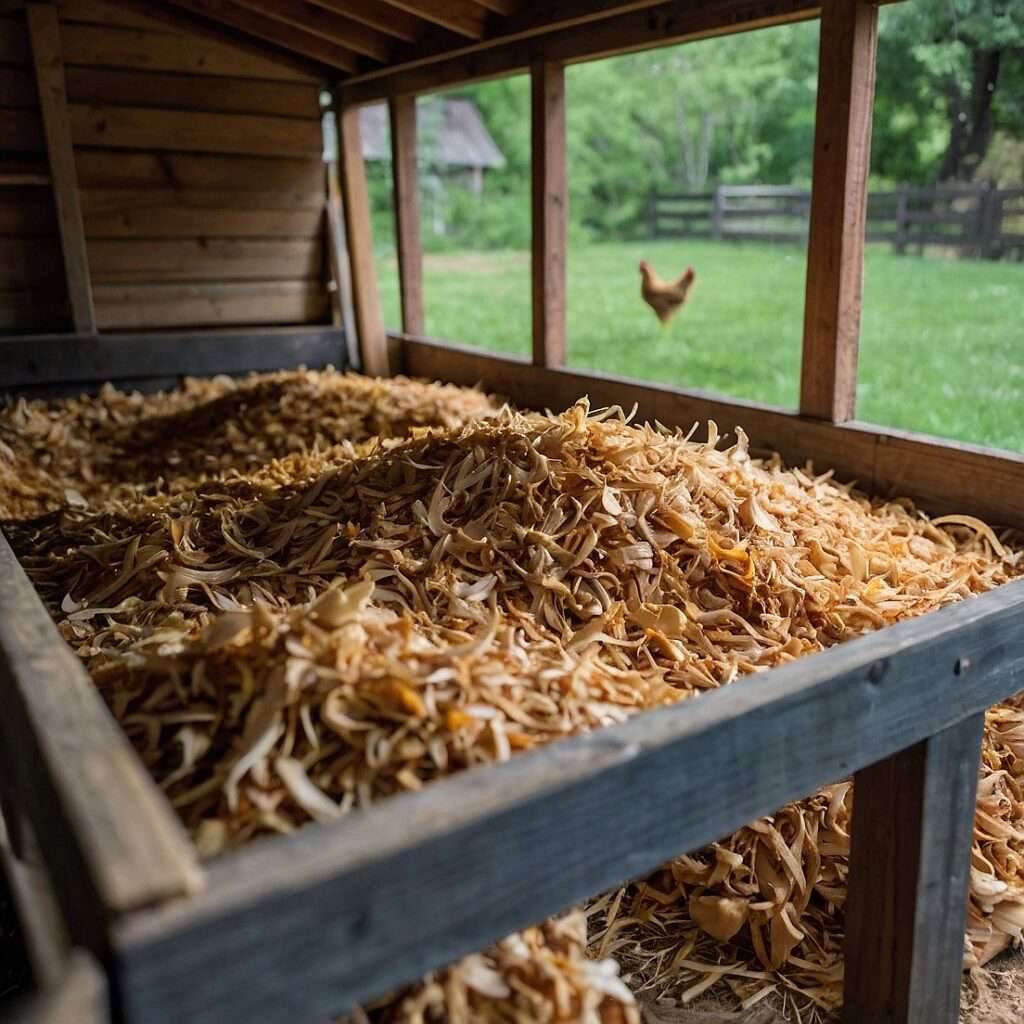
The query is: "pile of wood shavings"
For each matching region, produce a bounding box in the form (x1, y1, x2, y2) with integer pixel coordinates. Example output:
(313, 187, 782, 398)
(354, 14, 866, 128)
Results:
(343, 912, 640, 1024)
(0, 369, 499, 520)
(7, 383, 1024, 1017)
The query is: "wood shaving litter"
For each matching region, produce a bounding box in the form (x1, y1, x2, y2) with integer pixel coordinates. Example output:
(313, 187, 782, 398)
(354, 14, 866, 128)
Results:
(0, 369, 500, 520)
(5, 378, 1024, 1019)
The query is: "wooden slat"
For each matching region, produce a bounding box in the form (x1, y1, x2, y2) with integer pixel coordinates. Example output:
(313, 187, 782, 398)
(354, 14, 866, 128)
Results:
(80, 187, 323, 213)
(800, 0, 878, 422)
(58, 21, 318, 79)
(0, 326, 345, 387)
(336, 101, 387, 375)
(230, 0, 393, 61)
(397, 337, 1024, 529)
(530, 57, 566, 368)
(0, 16, 31, 63)
(388, 94, 423, 334)
(113, 580, 1024, 1024)
(0, 109, 45, 152)
(0, 533, 200, 952)
(68, 105, 323, 156)
(64, 67, 322, 118)
(56, 0, 194, 32)
(342, 0, 820, 104)
(92, 279, 328, 328)
(0, 237, 65, 289)
(0, 66, 39, 106)
(844, 713, 985, 1023)
(0, 289, 68, 331)
(73, 151, 325, 190)
(82, 204, 323, 238)
(159, 0, 359, 71)
(304, 0, 422, 42)
(377, 0, 487, 38)
(28, 3, 96, 334)
(87, 237, 322, 281)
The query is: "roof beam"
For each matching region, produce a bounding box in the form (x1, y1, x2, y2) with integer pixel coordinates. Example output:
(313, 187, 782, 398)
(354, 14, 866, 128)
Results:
(161, 0, 361, 71)
(342, 0, 820, 105)
(375, 0, 488, 39)
(304, 0, 423, 42)
(230, 0, 393, 61)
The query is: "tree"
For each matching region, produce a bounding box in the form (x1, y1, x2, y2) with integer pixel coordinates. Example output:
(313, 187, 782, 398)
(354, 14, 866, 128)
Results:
(878, 0, 1024, 183)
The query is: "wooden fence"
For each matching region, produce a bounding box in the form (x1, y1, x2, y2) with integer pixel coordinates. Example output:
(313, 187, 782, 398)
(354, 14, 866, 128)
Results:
(649, 184, 1024, 259)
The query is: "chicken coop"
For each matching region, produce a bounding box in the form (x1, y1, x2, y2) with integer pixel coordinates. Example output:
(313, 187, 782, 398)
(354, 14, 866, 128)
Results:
(1, 1, 1023, 1023)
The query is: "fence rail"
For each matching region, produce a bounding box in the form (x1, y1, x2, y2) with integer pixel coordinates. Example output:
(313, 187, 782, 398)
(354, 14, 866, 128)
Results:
(649, 184, 1024, 259)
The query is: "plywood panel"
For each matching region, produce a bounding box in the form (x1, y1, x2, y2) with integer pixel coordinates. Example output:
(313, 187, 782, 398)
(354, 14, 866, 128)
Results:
(87, 237, 323, 281)
(0, 194, 58, 234)
(0, 109, 45, 152)
(0, 289, 69, 330)
(93, 279, 329, 327)
(65, 67, 322, 118)
(0, 237, 65, 289)
(83, 203, 322, 238)
(69, 105, 323, 156)
(0, 66, 38, 106)
(73, 151, 325, 191)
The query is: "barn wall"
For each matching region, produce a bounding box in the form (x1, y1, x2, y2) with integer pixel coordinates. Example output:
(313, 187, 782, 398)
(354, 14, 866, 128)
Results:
(1, 0, 331, 333)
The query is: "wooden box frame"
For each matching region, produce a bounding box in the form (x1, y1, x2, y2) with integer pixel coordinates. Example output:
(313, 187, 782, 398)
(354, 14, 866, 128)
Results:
(2, 1, 1024, 1023)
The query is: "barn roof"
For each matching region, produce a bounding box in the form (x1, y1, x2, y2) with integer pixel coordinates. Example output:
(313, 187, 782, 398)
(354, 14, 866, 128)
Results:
(359, 98, 505, 169)
(150, 0, 829, 106)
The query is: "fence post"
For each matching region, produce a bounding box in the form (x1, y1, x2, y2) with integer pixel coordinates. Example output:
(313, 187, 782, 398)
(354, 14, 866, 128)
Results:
(711, 186, 724, 240)
(648, 193, 658, 239)
(975, 183, 1001, 260)
(895, 183, 909, 255)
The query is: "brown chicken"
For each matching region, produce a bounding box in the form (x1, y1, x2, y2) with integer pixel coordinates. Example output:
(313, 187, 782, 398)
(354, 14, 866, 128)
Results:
(639, 261, 696, 327)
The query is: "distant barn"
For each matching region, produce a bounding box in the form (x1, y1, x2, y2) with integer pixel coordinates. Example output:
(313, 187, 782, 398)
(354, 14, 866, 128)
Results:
(359, 97, 505, 196)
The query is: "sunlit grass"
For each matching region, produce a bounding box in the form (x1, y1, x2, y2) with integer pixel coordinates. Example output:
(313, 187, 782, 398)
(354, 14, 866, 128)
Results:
(377, 239, 1024, 452)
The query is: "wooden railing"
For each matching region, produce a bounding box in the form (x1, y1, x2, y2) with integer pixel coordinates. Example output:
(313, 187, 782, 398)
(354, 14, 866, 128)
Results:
(649, 183, 1024, 258)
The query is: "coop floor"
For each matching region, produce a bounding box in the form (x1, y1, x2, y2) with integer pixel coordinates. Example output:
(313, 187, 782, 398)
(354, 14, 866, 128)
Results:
(647, 948, 1024, 1023)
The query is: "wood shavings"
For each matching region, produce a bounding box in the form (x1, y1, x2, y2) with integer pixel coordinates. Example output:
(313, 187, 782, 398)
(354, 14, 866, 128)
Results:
(4, 374, 1023, 1020)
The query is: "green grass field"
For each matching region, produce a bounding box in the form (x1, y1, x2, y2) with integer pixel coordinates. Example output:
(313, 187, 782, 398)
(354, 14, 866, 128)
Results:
(377, 239, 1024, 452)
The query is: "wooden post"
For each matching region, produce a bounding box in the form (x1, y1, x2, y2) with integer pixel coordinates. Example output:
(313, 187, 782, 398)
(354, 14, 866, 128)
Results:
(844, 712, 985, 1024)
(389, 95, 425, 336)
(26, 3, 96, 335)
(530, 56, 567, 368)
(799, 0, 878, 423)
(711, 186, 724, 240)
(335, 97, 388, 378)
(324, 162, 359, 367)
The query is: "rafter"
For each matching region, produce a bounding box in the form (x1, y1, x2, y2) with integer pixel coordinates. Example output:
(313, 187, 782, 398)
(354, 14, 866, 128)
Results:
(375, 0, 489, 39)
(162, 0, 360, 71)
(303, 0, 424, 44)
(231, 0, 393, 62)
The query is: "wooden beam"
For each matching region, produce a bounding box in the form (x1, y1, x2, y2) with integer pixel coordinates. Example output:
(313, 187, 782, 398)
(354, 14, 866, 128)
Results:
(335, 100, 388, 376)
(304, 0, 422, 43)
(844, 712, 985, 1023)
(113, 579, 1024, 1024)
(389, 94, 424, 335)
(530, 57, 567, 367)
(27, 3, 96, 335)
(229, 0, 393, 61)
(342, 0, 821, 104)
(160, 0, 361, 71)
(0, 327, 346, 389)
(800, 0, 878, 421)
(396, 337, 1024, 530)
(376, 0, 488, 38)
(0, 532, 201, 955)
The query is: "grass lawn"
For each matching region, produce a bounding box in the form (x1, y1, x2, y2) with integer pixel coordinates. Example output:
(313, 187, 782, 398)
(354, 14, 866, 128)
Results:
(377, 239, 1024, 452)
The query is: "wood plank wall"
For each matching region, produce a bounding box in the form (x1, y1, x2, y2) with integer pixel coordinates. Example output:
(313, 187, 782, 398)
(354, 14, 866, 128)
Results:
(1, 0, 330, 333)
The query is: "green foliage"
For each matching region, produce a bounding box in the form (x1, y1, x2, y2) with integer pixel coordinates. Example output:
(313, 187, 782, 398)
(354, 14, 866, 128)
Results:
(363, 0, 1024, 247)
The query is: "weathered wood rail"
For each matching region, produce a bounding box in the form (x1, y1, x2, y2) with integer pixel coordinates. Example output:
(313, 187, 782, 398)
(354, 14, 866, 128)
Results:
(650, 183, 1024, 258)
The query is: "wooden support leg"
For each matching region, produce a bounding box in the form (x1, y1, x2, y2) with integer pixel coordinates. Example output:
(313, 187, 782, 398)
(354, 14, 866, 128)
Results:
(530, 57, 567, 369)
(843, 712, 985, 1024)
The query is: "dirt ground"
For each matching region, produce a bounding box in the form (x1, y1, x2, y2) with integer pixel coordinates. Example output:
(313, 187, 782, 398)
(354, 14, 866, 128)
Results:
(636, 948, 1024, 1023)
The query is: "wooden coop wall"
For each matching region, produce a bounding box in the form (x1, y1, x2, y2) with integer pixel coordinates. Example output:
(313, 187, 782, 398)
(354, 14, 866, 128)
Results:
(1, 0, 331, 333)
